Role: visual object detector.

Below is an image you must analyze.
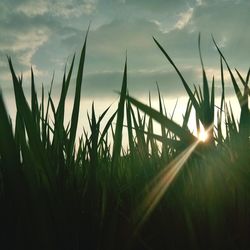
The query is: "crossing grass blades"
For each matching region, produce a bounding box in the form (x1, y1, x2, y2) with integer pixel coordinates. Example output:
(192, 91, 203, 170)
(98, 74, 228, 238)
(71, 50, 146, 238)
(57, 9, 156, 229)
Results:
(0, 30, 250, 250)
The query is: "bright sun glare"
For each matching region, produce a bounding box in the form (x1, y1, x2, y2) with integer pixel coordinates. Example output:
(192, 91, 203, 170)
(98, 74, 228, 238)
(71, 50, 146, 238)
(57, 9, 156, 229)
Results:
(198, 128, 208, 142)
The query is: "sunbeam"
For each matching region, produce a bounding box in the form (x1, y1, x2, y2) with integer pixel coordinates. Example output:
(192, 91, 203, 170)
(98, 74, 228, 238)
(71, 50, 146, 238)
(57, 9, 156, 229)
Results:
(198, 126, 208, 142)
(134, 139, 200, 232)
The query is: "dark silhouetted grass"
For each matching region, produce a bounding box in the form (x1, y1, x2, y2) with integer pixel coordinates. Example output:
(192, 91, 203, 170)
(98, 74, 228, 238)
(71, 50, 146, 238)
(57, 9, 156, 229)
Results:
(0, 32, 250, 250)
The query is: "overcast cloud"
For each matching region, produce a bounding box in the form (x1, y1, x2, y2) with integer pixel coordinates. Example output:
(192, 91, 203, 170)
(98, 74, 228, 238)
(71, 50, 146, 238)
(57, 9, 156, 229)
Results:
(0, 0, 249, 103)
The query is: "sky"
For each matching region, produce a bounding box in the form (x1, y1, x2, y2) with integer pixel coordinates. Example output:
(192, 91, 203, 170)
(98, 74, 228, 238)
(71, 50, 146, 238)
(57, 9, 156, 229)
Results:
(0, 0, 249, 127)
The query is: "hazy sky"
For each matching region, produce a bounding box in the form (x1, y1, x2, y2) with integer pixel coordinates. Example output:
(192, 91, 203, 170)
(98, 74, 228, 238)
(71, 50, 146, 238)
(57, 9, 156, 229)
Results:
(0, 0, 249, 102)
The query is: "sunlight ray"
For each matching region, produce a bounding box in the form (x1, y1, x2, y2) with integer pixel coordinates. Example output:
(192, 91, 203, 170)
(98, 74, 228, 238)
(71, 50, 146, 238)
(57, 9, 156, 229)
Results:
(134, 139, 200, 232)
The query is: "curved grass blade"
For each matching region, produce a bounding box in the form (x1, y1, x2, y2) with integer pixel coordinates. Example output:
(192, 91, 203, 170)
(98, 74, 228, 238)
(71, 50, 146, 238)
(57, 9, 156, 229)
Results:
(220, 57, 225, 112)
(98, 110, 117, 147)
(56, 55, 75, 129)
(210, 76, 215, 121)
(68, 27, 89, 158)
(8, 58, 43, 155)
(198, 33, 210, 122)
(153, 37, 200, 113)
(126, 99, 135, 156)
(212, 36, 243, 106)
(199, 34, 215, 129)
(182, 98, 192, 130)
(31, 67, 39, 128)
(111, 57, 127, 175)
(126, 95, 196, 144)
(235, 69, 250, 137)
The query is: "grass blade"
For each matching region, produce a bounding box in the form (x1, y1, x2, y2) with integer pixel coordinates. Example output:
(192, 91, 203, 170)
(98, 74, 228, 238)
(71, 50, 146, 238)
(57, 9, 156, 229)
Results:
(126, 95, 196, 144)
(68, 28, 89, 158)
(111, 57, 127, 175)
(212, 36, 243, 106)
(153, 37, 200, 113)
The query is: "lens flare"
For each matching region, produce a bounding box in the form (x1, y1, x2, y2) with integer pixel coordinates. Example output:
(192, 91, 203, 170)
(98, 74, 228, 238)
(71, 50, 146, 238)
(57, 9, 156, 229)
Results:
(134, 140, 199, 232)
(198, 128, 208, 142)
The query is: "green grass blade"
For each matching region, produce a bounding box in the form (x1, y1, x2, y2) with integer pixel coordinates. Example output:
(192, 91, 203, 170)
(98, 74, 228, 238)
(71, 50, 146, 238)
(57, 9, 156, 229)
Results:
(98, 110, 117, 147)
(220, 57, 225, 112)
(31, 67, 39, 128)
(212, 36, 243, 106)
(182, 98, 192, 130)
(246, 68, 250, 82)
(198, 34, 212, 127)
(56, 55, 75, 127)
(68, 28, 89, 157)
(126, 95, 196, 144)
(235, 68, 247, 87)
(143, 129, 183, 149)
(126, 99, 135, 156)
(8, 58, 42, 153)
(111, 58, 127, 174)
(153, 37, 200, 113)
(210, 76, 215, 122)
(0, 91, 19, 166)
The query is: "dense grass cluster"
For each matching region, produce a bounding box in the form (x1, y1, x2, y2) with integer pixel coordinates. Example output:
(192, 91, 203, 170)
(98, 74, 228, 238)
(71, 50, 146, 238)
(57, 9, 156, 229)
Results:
(0, 31, 250, 250)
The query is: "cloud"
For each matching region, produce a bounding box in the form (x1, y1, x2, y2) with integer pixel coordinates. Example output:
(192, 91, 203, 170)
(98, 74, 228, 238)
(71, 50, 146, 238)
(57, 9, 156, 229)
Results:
(0, 0, 88, 84)
(174, 8, 194, 30)
(196, 0, 203, 6)
(0, 0, 249, 104)
(67, 64, 237, 101)
(79, 67, 199, 98)
(16, 0, 49, 17)
(81, 0, 98, 15)
(151, 0, 250, 71)
(60, 19, 164, 74)
(11, 0, 98, 18)
(0, 11, 54, 83)
(123, 0, 196, 13)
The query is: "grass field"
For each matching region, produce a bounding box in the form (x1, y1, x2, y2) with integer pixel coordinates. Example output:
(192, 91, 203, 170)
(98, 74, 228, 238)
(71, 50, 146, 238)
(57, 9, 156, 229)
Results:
(0, 31, 250, 250)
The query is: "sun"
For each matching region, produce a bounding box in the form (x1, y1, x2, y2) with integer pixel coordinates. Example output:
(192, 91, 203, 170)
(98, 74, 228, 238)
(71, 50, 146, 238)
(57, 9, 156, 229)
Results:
(198, 128, 208, 142)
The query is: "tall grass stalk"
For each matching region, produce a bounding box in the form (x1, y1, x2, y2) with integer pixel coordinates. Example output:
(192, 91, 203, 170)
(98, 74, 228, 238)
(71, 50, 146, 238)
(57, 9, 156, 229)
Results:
(0, 33, 250, 250)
